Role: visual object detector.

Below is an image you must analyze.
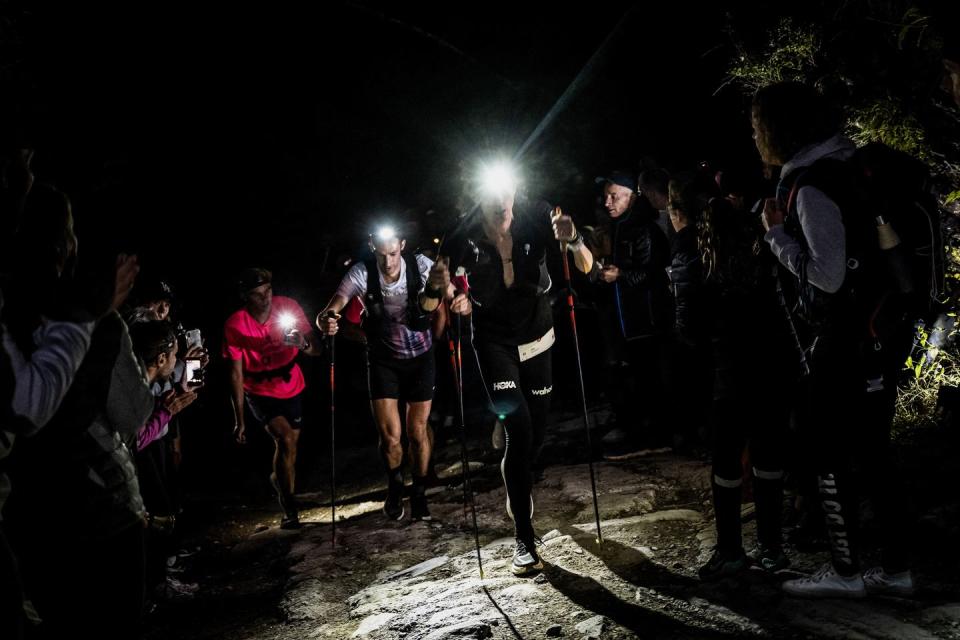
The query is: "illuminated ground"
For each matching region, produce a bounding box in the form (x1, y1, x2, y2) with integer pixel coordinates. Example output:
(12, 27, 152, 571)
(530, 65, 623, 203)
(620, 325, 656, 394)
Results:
(145, 411, 960, 639)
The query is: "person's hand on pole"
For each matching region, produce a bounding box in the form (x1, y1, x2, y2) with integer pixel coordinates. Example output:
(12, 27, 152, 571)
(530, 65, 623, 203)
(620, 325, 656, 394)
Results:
(551, 207, 578, 244)
(421, 256, 453, 312)
(552, 206, 593, 274)
(450, 292, 472, 316)
(427, 257, 452, 299)
(316, 310, 340, 337)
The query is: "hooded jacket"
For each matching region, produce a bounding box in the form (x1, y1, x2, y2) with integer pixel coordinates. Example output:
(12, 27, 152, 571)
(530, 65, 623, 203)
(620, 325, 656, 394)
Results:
(765, 134, 857, 295)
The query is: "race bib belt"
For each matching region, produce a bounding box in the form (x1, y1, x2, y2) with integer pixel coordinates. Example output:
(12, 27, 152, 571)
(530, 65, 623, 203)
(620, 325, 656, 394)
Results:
(518, 327, 555, 363)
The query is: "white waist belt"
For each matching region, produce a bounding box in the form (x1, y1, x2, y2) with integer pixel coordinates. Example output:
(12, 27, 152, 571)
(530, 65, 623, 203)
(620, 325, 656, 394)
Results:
(518, 327, 555, 363)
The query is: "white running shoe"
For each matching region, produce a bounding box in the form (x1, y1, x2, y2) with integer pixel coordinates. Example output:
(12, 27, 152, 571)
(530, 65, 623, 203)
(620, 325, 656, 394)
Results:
(782, 562, 867, 599)
(511, 537, 544, 576)
(862, 566, 915, 596)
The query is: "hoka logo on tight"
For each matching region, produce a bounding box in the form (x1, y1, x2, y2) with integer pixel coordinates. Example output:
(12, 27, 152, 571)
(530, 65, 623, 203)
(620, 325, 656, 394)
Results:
(493, 380, 517, 391)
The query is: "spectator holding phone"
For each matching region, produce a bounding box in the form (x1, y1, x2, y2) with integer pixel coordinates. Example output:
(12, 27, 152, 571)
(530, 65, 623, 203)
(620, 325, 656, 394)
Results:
(129, 322, 198, 451)
(123, 279, 207, 494)
(128, 320, 202, 601)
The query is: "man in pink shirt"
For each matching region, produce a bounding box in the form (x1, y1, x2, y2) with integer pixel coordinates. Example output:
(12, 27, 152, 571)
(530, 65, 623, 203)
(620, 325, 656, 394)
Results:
(223, 268, 322, 529)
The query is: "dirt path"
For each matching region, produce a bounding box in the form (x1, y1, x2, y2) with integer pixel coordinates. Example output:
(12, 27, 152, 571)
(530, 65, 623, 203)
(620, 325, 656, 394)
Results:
(146, 411, 960, 639)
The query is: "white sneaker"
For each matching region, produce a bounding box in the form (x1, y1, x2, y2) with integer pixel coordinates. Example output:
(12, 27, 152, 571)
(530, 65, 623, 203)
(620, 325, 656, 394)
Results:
(862, 567, 915, 596)
(782, 563, 866, 599)
(511, 537, 544, 576)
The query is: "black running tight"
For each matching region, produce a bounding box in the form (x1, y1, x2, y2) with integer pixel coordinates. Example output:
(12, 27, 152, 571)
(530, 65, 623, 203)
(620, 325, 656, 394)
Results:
(475, 340, 552, 539)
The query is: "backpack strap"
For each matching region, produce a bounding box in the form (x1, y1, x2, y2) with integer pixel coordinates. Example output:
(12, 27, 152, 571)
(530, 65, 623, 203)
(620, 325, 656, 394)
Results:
(786, 174, 803, 220)
(364, 257, 381, 309)
(404, 252, 422, 318)
(404, 253, 432, 332)
(363, 254, 430, 334)
(777, 162, 854, 334)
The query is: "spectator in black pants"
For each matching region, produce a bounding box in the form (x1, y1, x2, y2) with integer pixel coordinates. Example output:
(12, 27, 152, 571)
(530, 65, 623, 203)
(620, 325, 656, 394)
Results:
(581, 170, 672, 459)
(754, 81, 869, 598)
(664, 171, 794, 580)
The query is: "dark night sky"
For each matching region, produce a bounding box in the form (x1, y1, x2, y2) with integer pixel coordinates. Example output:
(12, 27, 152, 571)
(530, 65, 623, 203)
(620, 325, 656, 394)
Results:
(6, 1, 780, 325)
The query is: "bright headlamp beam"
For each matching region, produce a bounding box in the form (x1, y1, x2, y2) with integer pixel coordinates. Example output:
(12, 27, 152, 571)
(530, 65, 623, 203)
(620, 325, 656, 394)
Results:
(375, 225, 397, 243)
(479, 161, 517, 198)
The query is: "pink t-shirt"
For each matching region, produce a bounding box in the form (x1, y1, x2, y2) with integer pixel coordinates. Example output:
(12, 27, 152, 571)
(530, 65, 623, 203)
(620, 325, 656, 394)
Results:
(222, 296, 310, 399)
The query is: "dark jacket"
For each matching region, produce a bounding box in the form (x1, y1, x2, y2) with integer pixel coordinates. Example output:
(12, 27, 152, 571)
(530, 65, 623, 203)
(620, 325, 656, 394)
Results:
(447, 199, 556, 346)
(586, 208, 671, 340)
(667, 225, 703, 346)
(703, 205, 798, 393)
(7, 312, 153, 540)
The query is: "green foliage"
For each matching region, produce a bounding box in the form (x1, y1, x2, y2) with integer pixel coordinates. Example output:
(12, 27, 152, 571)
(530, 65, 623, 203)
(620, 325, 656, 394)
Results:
(896, 321, 959, 434)
(847, 98, 932, 161)
(728, 19, 819, 90)
(898, 8, 929, 47)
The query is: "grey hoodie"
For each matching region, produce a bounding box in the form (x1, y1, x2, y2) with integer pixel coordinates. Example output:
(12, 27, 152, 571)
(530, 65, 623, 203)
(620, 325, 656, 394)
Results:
(764, 134, 857, 293)
(1, 315, 95, 518)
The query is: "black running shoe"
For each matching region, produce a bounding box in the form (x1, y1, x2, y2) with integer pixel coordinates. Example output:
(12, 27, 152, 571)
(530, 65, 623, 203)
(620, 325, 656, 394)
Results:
(747, 544, 790, 572)
(410, 493, 432, 521)
(279, 511, 301, 530)
(698, 547, 747, 581)
(383, 484, 405, 521)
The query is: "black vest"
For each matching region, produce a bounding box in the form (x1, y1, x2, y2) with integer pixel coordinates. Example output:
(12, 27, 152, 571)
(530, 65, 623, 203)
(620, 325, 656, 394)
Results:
(362, 252, 431, 338)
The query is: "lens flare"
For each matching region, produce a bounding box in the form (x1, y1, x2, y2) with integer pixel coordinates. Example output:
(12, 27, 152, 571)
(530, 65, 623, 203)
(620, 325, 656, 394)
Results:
(278, 312, 296, 332)
(478, 161, 518, 199)
(375, 225, 397, 242)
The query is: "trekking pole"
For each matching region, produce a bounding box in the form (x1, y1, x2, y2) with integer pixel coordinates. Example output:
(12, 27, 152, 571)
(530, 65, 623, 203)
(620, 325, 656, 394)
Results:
(445, 325, 469, 524)
(326, 310, 339, 548)
(448, 268, 484, 578)
(772, 266, 811, 378)
(553, 207, 603, 545)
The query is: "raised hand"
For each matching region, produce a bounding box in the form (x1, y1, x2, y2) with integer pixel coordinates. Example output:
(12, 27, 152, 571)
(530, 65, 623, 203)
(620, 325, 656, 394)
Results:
(551, 206, 577, 243)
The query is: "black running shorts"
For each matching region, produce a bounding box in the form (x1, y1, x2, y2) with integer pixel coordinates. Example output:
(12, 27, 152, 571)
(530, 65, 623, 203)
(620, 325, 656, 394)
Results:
(245, 392, 304, 429)
(367, 347, 436, 402)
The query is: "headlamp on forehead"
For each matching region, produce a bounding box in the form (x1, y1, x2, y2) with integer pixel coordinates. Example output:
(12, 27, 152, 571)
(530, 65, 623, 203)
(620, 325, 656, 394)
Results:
(373, 225, 398, 243)
(478, 160, 518, 199)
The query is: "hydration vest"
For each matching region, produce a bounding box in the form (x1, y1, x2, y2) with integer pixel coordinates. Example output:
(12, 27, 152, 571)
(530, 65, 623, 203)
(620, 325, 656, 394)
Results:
(362, 252, 431, 336)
